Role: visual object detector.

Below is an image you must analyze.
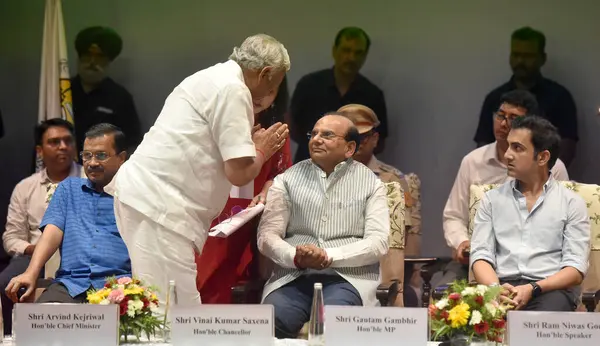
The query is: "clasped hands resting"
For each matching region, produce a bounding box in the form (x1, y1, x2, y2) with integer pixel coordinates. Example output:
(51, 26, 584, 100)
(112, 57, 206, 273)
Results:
(294, 244, 332, 270)
(499, 282, 533, 310)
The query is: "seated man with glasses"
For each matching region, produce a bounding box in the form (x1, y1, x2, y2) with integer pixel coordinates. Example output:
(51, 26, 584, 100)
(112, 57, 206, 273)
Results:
(438, 90, 569, 287)
(6, 123, 131, 304)
(0, 119, 82, 333)
(258, 113, 389, 338)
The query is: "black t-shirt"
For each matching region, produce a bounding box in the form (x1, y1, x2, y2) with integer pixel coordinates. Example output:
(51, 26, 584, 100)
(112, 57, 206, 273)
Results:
(290, 68, 387, 163)
(71, 76, 142, 153)
(474, 76, 578, 144)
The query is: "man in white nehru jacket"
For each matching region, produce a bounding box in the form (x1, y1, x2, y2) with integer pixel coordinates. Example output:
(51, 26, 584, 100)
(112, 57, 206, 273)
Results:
(105, 34, 291, 308)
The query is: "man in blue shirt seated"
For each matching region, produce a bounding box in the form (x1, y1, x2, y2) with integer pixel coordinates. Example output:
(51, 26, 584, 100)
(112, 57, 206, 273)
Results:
(6, 123, 131, 303)
(470, 116, 590, 311)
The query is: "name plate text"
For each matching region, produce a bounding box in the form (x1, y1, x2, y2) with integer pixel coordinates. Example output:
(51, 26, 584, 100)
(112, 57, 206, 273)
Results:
(15, 303, 119, 346)
(325, 306, 428, 345)
(171, 304, 274, 346)
(508, 311, 600, 345)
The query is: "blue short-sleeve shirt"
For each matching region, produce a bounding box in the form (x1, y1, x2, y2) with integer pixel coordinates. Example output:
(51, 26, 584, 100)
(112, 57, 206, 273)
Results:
(40, 177, 131, 297)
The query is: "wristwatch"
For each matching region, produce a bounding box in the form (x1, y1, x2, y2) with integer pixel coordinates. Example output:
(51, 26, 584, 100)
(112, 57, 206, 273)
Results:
(530, 282, 542, 298)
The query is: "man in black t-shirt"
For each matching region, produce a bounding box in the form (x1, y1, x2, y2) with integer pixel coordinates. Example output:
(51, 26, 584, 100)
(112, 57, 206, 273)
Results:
(473, 27, 578, 167)
(290, 27, 388, 163)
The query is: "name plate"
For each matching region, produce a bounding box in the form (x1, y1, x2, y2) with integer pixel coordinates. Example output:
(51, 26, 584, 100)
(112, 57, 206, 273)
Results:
(15, 303, 119, 346)
(325, 306, 428, 345)
(171, 304, 274, 346)
(508, 311, 600, 345)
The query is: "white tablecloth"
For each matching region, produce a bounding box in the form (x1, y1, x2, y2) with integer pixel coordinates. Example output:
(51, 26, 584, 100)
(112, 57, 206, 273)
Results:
(120, 339, 308, 346)
(119, 340, 440, 346)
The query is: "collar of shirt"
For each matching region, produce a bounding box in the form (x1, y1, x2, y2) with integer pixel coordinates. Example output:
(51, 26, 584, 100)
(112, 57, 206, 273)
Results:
(80, 178, 105, 194)
(483, 142, 506, 167)
(366, 155, 380, 173)
(506, 73, 546, 94)
(227, 60, 245, 83)
(39, 163, 83, 185)
(324, 67, 368, 92)
(511, 175, 554, 196)
(311, 158, 352, 178)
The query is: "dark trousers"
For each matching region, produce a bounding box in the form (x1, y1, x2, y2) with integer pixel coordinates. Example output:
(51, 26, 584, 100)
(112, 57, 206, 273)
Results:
(0, 256, 40, 335)
(263, 274, 362, 339)
(36, 282, 87, 304)
(501, 279, 577, 312)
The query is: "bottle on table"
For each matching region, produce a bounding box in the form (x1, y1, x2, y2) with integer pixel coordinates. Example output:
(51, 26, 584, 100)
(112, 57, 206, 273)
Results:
(308, 282, 325, 345)
(163, 280, 178, 342)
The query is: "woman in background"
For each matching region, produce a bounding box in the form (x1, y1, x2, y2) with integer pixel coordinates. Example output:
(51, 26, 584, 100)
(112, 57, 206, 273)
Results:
(195, 76, 292, 303)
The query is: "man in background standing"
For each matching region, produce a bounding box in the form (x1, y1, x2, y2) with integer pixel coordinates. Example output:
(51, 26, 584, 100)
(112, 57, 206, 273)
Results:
(72, 26, 142, 155)
(473, 27, 578, 167)
(290, 27, 387, 162)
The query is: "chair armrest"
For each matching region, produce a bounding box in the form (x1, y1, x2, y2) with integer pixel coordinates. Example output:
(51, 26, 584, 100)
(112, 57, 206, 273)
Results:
(231, 279, 266, 304)
(36, 278, 53, 289)
(376, 280, 399, 307)
(582, 289, 600, 312)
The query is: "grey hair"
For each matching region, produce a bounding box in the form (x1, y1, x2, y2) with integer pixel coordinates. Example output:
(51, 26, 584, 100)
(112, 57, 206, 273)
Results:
(229, 34, 290, 76)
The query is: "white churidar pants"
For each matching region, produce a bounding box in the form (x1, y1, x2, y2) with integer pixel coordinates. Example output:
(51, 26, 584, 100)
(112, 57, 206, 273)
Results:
(113, 198, 201, 313)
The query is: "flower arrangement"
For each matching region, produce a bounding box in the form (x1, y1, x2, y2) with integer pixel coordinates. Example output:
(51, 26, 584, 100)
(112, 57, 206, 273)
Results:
(429, 280, 511, 344)
(87, 276, 164, 343)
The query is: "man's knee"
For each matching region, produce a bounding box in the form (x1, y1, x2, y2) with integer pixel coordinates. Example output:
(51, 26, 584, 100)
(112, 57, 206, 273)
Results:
(324, 283, 362, 306)
(264, 289, 309, 339)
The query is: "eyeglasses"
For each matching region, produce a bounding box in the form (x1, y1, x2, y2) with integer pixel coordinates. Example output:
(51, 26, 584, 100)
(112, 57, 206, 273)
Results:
(80, 151, 112, 162)
(494, 112, 520, 126)
(307, 131, 346, 141)
(46, 137, 74, 147)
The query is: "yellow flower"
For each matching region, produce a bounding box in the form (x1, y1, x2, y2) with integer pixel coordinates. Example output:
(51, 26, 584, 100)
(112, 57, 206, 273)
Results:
(99, 289, 111, 299)
(448, 302, 470, 328)
(87, 292, 102, 304)
(124, 286, 144, 296)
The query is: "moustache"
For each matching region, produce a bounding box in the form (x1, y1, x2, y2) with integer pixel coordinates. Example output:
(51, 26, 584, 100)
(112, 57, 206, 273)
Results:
(86, 64, 103, 72)
(87, 167, 104, 173)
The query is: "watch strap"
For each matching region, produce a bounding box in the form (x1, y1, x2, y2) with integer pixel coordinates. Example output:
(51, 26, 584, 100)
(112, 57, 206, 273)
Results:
(530, 282, 542, 297)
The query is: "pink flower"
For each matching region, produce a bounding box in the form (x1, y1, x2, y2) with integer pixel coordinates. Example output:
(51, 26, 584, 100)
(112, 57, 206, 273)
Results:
(108, 289, 125, 303)
(117, 277, 133, 285)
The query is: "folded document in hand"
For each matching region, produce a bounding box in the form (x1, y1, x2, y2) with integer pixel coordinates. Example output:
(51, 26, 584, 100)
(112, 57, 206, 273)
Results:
(208, 204, 265, 238)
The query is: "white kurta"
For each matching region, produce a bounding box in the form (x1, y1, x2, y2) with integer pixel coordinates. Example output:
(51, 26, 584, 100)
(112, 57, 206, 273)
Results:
(105, 60, 257, 307)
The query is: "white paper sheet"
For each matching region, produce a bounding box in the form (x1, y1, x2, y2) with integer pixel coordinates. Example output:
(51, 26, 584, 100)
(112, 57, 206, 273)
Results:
(208, 203, 265, 238)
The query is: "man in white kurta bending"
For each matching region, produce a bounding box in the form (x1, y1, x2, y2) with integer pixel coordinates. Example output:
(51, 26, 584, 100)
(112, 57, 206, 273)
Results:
(105, 34, 291, 307)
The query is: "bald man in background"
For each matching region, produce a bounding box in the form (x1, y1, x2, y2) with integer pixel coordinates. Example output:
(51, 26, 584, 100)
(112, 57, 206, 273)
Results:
(71, 26, 142, 155)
